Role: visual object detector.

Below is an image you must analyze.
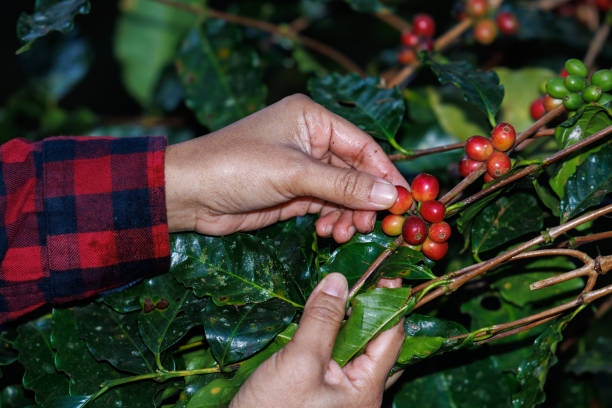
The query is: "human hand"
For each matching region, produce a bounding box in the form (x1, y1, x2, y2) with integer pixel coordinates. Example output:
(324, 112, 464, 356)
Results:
(230, 273, 405, 408)
(164, 94, 409, 242)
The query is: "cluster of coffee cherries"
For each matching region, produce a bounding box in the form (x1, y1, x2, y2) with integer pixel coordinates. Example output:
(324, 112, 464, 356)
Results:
(381, 174, 450, 261)
(398, 14, 436, 65)
(460, 122, 515, 182)
(531, 59, 612, 120)
(455, 0, 519, 45)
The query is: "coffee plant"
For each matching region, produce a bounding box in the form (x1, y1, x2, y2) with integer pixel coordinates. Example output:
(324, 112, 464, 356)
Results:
(2, 0, 612, 407)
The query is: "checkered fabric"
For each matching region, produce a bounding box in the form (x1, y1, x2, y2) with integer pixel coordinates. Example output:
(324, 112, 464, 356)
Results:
(0, 136, 170, 324)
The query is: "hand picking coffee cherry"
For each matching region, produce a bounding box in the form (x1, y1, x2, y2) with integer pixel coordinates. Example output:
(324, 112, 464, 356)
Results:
(428, 221, 451, 243)
(388, 186, 413, 214)
(422, 238, 448, 261)
(382, 214, 405, 236)
(465, 135, 494, 161)
(411, 173, 439, 202)
(420, 200, 446, 223)
(402, 215, 428, 245)
(486, 151, 511, 178)
(491, 122, 516, 151)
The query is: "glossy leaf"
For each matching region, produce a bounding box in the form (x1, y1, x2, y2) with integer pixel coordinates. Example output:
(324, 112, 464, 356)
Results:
(457, 189, 503, 250)
(471, 193, 544, 256)
(1, 385, 35, 407)
(332, 287, 415, 366)
(186, 324, 296, 408)
(0, 331, 17, 366)
(560, 144, 612, 222)
(75, 303, 156, 374)
(532, 178, 560, 217)
(566, 313, 612, 375)
(379, 247, 435, 280)
(171, 233, 298, 307)
(176, 21, 266, 131)
(114, 0, 198, 106)
(181, 347, 222, 401)
(550, 105, 612, 198)
(309, 73, 406, 151)
(424, 55, 504, 127)
(16, 0, 91, 52)
(45, 396, 90, 408)
(204, 298, 295, 366)
(15, 317, 69, 405)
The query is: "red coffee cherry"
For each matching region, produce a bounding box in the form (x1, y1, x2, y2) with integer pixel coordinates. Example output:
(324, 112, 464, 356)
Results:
(559, 67, 569, 78)
(491, 122, 516, 152)
(459, 155, 482, 177)
(543, 94, 563, 112)
(397, 49, 417, 65)
(530, 97, 546, 120)
(382, 214, 405, 236)
(412, 14, 436, 37)
(428, 221, 451, 243)
(483, 172, 494, 183)
(402, 215, 428, 245)
(388, 186, 413, 215)
(420, 200, 446, 223)
(496, 12, 519, 35)
(401, 31, 419, 47)
(465, 135, 494, 161)
(411, 173, 439, 202)
(422, 238, 449, 261)
(486, 151, 511, 178)
(474, 19, 498, 45)
(466, 0, 488, 17)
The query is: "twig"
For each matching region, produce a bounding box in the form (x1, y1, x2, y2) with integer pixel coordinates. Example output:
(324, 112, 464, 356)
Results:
(584, 23, 611, 69)
(375, 9, 410, 32)
(529, 0, 573, 10)
(557, 230, 612, 248)
(151, 0, 365, 76)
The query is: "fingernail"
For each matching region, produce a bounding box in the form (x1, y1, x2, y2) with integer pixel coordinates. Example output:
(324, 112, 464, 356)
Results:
(370, 179, 397, 208)
(320, 273, 348, 298)
(348, 225, 356, 237)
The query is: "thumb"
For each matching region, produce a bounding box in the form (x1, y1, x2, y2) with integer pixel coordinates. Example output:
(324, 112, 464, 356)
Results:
(290, 273, 348, 367)
(297, 160, 398, 210)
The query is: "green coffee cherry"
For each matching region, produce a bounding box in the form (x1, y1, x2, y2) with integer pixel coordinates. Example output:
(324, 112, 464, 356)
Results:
(565, 58, 587, 77)
(582, 85, 602, 102)
(598, 93, 612, 106)
(563, 92, 582, 110)
(591, 69, 612, 92)
(546, 78, 568, 99)
(564, 75, 586, 92)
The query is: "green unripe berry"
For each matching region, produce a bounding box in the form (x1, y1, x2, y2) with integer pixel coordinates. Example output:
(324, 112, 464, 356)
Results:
(563, 92, 582, 110)
(539, 80, 548, 95)
(598, 93, 612, 106)
(591, 69, 612, 92)
(546, 78, 568, 98)
(564, 75, 586, 92)
(582, 85, 602, 102)
(565, 58, 587, 77)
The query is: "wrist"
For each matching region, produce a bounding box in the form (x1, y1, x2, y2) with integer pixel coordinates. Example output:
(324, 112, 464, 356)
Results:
(164, 143, 196, 232)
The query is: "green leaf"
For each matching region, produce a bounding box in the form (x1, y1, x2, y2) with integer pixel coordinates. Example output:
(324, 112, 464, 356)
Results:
(550, 105, 612, 198)
(15, 317, 69, 405)
(1, 385, 35, 407)
(532, 178, 560, 217)
(560, 144, 612, 222)
(424, 55, 504, 127)
(0, 331, 17, 366)
(171, 233, 299, 307)
(457, 188, 503, 251)
(332, 287, 415, 366)
(566, 311, 612, 375)
(471, 193, 545, 257)
(176, 21, 267, 131)
(16, 0, 91, 52)
(344, 0, 384, 13)
(379, 247, 435, 280)
(180, 347, 222, 401)
(492, 257, 583, 308)
(186, 324, 296, 408)
(45, 396, 90, 408)
(75, 303, 156, 374)
(114, 0, 199, 107)
(309, 73, 406, 152)
(204, 298, 295, 366)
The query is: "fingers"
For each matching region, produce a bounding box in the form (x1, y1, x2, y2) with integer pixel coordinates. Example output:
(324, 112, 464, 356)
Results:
(290, 273, 348, 370)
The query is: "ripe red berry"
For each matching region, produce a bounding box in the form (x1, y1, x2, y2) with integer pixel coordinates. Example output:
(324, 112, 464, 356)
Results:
(474, 19, 498, 45)
(412, 14, 436, 37)
(388, 186, 413, 214)
(483, 173, 494, 183)
(465, 135, 494, 161)
(459, 155, 482, 177)
(486, 151, 511, 178)
(428, 221, 451, 243)
(495, 12, 519, 35)
(420, 200, 446, 223)
(401, 31, 419, 47)
(491, 122, 516, 151)
(595, 0, 611, 11)
(402, 215, 428, 245)
(530, 97, 546, 120)
(466, 0, 488, 18)
(382, 214, 405, 236)
(422, 238, 448, 261)
(559, 67, 569, 78)
(397, 49, 416, 65)
(411, 173, 439, 202)
(543, 94, 563, 112)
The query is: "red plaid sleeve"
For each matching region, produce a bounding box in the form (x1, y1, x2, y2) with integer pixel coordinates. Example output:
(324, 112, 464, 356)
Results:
(0, 136, 170, 324)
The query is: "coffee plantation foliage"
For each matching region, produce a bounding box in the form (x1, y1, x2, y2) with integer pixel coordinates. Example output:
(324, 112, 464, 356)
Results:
(1, 1, 612, 407)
